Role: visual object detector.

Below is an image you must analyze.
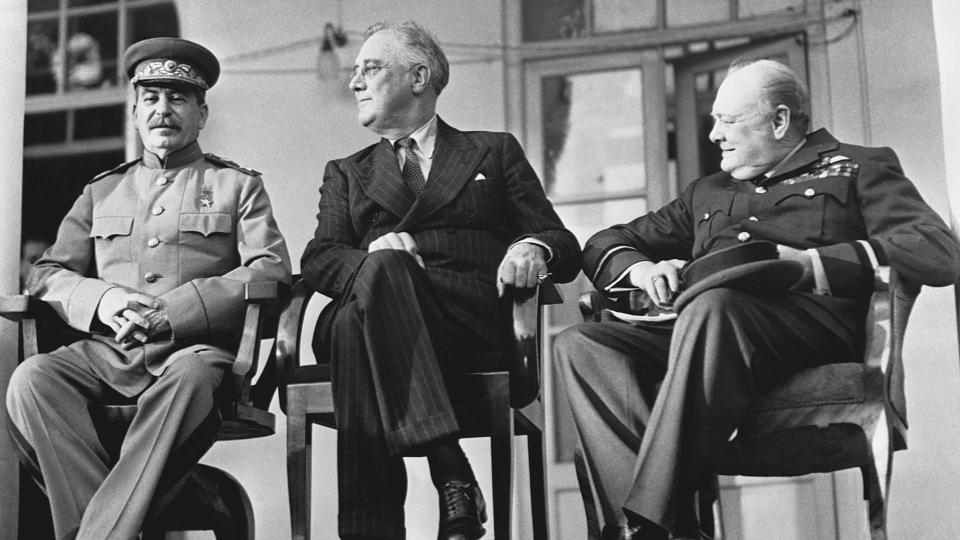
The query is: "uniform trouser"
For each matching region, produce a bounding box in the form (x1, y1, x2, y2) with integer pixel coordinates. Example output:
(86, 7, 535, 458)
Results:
(554, 288, 861, 537)
(326, 250, 497, 539)
(5, 339, 230, 540)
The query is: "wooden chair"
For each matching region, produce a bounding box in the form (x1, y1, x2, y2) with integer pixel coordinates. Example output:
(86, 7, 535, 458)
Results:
(273, 275, 562, 540)
(0, 281, 286, 540)
(577, 266, 917, 540)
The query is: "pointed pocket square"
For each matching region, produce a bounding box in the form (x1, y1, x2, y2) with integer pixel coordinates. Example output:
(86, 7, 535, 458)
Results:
(474, 173, 487, 181)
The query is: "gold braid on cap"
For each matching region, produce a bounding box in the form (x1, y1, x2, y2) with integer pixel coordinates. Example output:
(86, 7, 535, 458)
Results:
(131, 59, 208, 89)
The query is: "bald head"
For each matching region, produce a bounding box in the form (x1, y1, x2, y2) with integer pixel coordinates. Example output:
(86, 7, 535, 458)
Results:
(728, 59, 810, 137)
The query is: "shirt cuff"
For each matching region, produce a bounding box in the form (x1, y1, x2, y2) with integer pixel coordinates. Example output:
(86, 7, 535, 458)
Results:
(806, 248, 831, 295)
(515, 238, 554, 262)
(606, 261, 645, 293)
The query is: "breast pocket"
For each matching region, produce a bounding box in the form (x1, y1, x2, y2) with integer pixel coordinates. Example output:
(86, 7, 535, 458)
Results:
(454, 173, 503, 227)
(179, 213, 233, 236)
(772, 178, 859, 243)
(90, 216, 134, 261)
(694, 192, 736, 244)
(179, 213, 235, 263)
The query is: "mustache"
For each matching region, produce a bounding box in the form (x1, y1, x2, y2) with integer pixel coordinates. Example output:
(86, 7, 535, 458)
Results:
(148, 119, 181, 129)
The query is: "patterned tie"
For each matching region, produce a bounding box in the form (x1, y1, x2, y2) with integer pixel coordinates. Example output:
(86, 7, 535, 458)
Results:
(396, 137, 425, 196)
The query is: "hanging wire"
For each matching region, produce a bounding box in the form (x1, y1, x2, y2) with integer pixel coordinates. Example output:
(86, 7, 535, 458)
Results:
(220, 8, 861, 74)
(807, 7, 859, 46)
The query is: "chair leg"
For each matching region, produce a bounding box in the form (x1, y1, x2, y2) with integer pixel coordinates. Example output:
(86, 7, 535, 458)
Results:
(287, 389, 312, 540)
(528, 428, 549, 540)
(203, 465, 255, 540)
(490, 387, 514, 540)
(862, 458, 891, 540)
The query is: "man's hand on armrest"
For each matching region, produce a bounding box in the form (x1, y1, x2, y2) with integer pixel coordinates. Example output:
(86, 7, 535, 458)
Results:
(497, 242, 548, 297)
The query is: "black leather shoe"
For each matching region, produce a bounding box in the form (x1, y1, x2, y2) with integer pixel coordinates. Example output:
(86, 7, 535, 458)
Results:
(437, 481, 487, 540)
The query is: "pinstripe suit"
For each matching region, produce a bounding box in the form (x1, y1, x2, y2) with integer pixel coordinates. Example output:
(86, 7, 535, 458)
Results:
(301, 118, 580, 537)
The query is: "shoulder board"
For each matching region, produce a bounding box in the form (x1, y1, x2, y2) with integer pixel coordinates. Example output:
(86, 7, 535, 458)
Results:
(204, 153, 261, 176)
(89, 158, 141, 184)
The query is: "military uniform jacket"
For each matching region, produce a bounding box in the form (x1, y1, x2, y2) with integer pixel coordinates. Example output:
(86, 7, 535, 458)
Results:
(584, 128, 960, 298)
(301, 118, 580, 345)
(29, 141, 292, 395)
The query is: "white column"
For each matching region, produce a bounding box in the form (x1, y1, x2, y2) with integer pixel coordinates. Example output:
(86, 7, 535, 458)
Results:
(0, 1, 28, 538)
(933, 0, 960, 358)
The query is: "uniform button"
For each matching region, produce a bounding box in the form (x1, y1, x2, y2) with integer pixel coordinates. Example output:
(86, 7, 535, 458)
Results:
(156, 177, 168, 186)
(152, 205, 164, 216)
(147, 237, 160, 248)
(144, 272, 159, 283)
(703, 212, 710, 220)
(748, 216, 759, 221)
(754, 186, 767, 194)
(737, 231, 751, 242)
(804, 188, 816, 197)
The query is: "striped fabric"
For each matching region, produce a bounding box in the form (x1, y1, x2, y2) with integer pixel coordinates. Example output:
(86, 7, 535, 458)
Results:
(300, 119, 581, 536)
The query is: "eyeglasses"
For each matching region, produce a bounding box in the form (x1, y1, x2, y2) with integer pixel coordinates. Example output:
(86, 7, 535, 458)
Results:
(351, 63, 390, 81)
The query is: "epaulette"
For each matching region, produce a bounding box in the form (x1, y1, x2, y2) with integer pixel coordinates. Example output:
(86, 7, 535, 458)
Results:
(88, 158, 141, 184)
(204, 153, 261, 176)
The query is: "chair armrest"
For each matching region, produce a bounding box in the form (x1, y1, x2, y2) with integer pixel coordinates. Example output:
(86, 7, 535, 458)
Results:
(0, 294, 32, 321)
(866, 266, 918, 451)
(577, 290, 608, 323)
(0, 294, 86, 359)
(231, 281, 288, 397)
(271, 276, 324, 413)
(509, 279, 563, 408)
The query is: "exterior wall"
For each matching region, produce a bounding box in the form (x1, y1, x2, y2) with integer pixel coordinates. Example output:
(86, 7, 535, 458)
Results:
(855, 1, 960, 537)
(1, 4, 27, 538)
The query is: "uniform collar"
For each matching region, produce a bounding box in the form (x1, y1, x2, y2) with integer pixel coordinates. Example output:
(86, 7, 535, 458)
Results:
(759, 128, 840, 185)
(762, 137, 806, 180)
(142, 140, 203, 169)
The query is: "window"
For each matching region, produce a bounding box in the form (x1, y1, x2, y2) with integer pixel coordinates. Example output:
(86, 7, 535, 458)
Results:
(520, 0, 807, 42)
(23, 0, 178, 243)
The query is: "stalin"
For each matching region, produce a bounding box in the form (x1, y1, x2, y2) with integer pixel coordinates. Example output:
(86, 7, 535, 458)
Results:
(553, 59, 960, 539)
(5, 37, 291, 540)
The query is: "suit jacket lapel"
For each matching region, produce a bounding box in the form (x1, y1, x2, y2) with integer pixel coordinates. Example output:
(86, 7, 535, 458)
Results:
(350, 138, 416, 221)
(396, 119, 487, 230)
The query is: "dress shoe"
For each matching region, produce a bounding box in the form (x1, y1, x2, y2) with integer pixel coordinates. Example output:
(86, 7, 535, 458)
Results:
(437, 480, 487, 540)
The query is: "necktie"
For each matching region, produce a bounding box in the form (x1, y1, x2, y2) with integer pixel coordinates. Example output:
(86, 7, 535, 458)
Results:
(396, 137, 425, 196)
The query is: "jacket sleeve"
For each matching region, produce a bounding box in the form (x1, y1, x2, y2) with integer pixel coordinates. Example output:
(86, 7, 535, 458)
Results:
(819, 146, 960, 291)
(28, 185, 116, 332)
(582, 184, 696, 290)
(739, 146, 960, 295)
(499, 133, 581, 284)
(300, 160, 369, 298)
(159, 174, 292, 338)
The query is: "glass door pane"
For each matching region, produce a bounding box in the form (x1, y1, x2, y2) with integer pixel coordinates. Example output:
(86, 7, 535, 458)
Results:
(540, 67, 645, 201)
(524, 51, 666, 540)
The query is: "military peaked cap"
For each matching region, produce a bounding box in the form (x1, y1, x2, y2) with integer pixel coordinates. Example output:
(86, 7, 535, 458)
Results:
(123, 37, 220, 90)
